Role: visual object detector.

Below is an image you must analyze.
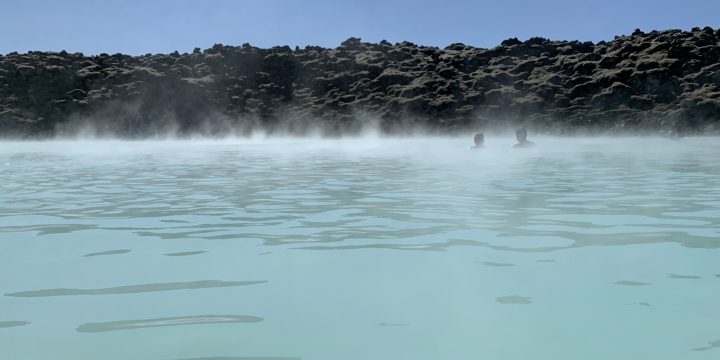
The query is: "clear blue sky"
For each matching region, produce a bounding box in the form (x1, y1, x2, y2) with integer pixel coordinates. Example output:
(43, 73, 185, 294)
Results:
(2, 0, 718, 55)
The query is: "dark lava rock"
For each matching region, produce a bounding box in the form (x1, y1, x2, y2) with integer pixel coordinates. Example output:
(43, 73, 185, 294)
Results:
(1, 28, 720, 137)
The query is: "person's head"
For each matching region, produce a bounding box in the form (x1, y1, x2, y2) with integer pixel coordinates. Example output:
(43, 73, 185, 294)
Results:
(473, 132, 484, 146)
(516, 127, 527, 142)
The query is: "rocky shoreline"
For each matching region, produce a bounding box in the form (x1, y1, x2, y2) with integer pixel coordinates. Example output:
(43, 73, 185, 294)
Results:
(1, 27, 719, 137)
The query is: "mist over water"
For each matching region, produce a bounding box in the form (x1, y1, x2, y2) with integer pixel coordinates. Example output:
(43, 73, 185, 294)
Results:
(1, 136, 719, 360)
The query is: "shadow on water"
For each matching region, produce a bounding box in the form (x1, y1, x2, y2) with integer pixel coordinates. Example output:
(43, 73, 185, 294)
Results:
(4, 280, 266, 297)
(76, 315, 262, 333)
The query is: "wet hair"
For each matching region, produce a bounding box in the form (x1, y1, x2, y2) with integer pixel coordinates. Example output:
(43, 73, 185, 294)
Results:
(473, 132, 484, 145)
(516, 127, 527, 141)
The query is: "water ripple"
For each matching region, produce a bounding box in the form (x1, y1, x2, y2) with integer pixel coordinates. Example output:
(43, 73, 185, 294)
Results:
(76, 315, 262, 333)
(614, 280, 651, 286)
(667, 273, 701, 279)
(0, 321, 30, 328)
(164, 251, 207, 257)
(693, 339, 720, 352)
(480, 261, 515, 267)
(83, 249, 131, 257)
(5, 280, 266, 298)
(2, 142, 718, 253)
(496, 295, 533, 304)
(171, 357, 301, 360)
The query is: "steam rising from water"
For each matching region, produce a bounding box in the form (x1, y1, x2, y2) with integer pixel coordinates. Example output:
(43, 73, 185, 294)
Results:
(1, 133, 711, 159)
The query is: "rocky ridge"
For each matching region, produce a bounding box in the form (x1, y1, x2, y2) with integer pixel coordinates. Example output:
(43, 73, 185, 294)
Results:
(1, 27, 720, 137)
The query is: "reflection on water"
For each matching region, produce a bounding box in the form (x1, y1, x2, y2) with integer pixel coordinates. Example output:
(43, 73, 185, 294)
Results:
(378, 322, 408, 327)
(614, 280, 651, 286)
(171, 357, 301, 360)
(480, 261, 515, 267)
(83, 249, 131, 257)
(76, 315, 262, 333)
(496, 295, 533, 304)
(667, 273, 701, 279)
(5, 280, 266, 297)
(164, 251, 208, 257)
(1, 138, 717, 253)
(0, 137, 719, 360)
(627, 302, 652, 307)
(694, 339, 720, 352)
(0, 321, 30, 328)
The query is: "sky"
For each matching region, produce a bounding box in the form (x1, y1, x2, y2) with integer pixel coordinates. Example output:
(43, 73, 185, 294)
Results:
(1, 0, 718, 55)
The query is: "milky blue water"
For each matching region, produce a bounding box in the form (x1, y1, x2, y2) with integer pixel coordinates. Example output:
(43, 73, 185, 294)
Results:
(1, 136, 719, 360)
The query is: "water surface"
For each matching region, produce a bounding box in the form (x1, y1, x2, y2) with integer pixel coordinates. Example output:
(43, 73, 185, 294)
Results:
(1, 136, 719, 359)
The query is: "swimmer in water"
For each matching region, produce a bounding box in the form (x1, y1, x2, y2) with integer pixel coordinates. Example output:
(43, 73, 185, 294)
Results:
(469, 132, 484, 149)
(512, 127, 535, 148)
